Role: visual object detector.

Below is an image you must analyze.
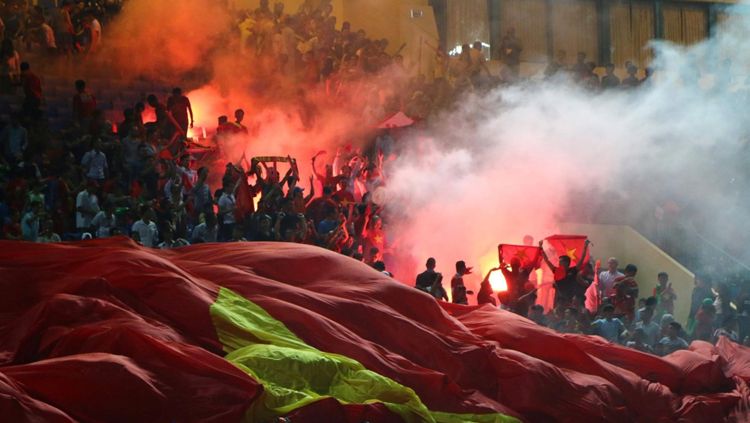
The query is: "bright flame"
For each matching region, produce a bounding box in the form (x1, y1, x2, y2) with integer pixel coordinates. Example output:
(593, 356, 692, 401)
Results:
(478, 250, 507, 292)
(142, 106, 156, 124)
(185, 87, 226, 139)
(489, 270, 508, 292)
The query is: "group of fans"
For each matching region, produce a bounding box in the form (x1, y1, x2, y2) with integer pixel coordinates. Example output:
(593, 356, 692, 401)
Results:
(414, 249, 749, 356)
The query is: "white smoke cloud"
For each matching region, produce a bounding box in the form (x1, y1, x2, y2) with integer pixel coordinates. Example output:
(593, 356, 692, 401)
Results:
(385, 3, 750, 288)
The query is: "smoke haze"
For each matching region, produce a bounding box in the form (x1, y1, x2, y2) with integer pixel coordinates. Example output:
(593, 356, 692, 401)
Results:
(99, 0, 750, 290)
(385, 6, 750, 289)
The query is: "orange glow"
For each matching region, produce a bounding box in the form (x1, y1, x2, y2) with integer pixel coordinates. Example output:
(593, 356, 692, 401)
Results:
(478, 250, 507, 292)
(142, 106, 156, 124)
(489, 270, 508, 292)
(185, 88, 220, 139)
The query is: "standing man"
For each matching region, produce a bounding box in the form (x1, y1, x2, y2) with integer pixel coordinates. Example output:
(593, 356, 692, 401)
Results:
(190, 167, 213, 218)
(51, 1, 74, 60)
(76, 183, 100, 233)
(416, 257, 439, 293)
(146, 94, 169, 138)
(541, 239, 590, 309)
(131, 206, 158, 247)
(20, 62, 42, 120)
(167, 88, 193, 136)
(499, 28, 522, 77)
(451, 261, 472, 305)
(72, 80, 97, 129)
(232, 109, 249, 134)
(601, 63, 621, 89)
(599, 257, 624, 299)
(654, 272, 677, 317)
(81, 139, 108, 184)
(217, 179, 237, 241)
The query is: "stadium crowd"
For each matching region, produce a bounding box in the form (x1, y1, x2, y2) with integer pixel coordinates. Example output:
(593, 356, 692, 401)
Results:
(0, 0, 743, 358)
(414, 251, 750, 356)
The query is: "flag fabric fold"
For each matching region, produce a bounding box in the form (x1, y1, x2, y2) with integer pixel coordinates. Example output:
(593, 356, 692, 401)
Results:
(0, 238, 749, 422)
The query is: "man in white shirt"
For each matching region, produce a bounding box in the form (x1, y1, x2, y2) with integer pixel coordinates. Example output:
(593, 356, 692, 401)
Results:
(635, 308, 661, 347)
(75, 184, 100, 231)
(217, 181, 236, 241)
(191, 213, 218, 243)
(81, 139, 108, 182)
(91, 202, 116, 238)
(131, 206, 158, 247)
(599, 257, 624, 298)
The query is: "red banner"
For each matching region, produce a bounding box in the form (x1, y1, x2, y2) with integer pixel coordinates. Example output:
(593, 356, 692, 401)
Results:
(544, 235, 590, 266)
(498, 244, 542, 269)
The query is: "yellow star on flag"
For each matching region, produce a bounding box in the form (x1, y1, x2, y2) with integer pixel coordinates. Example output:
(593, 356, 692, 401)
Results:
(566, 247, 577, 262)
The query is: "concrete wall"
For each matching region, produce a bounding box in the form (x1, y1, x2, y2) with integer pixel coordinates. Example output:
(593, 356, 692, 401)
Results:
(560, 223, 695, 323)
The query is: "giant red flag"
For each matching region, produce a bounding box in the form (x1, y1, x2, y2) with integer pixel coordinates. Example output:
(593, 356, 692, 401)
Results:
(545, 234, 590, 266)
(1, 238, 749, 422)
(498, 244, 542, 269)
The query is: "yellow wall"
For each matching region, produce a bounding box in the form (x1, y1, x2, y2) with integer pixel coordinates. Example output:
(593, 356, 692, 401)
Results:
(342, 0, 439, 72)
(560, 223, 695, 323)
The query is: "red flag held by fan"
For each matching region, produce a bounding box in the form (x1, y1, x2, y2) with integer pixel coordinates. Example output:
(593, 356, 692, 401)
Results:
(544, 235, 590, 267)
(498, 244, 542, 269)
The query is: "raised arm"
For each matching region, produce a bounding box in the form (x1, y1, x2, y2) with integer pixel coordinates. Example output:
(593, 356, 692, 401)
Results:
(539, 240, 557, 272)
(304, 175, 316, 203)
(576, 239, 591, 269)
(312, 156, 325, 182)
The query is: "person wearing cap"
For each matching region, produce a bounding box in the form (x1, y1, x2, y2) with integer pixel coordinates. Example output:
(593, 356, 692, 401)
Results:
(451, 261, 472, 305)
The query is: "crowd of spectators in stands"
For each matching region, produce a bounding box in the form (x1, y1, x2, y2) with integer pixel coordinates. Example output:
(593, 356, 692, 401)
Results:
(415, 252, 750, 356)
(0, 0, 743, 358)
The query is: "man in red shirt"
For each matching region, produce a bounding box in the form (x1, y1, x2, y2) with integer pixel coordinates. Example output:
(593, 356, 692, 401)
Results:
(72, 79, 96, 128)
(20, 62, 42, 120)
(610, 264, 639, 323)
